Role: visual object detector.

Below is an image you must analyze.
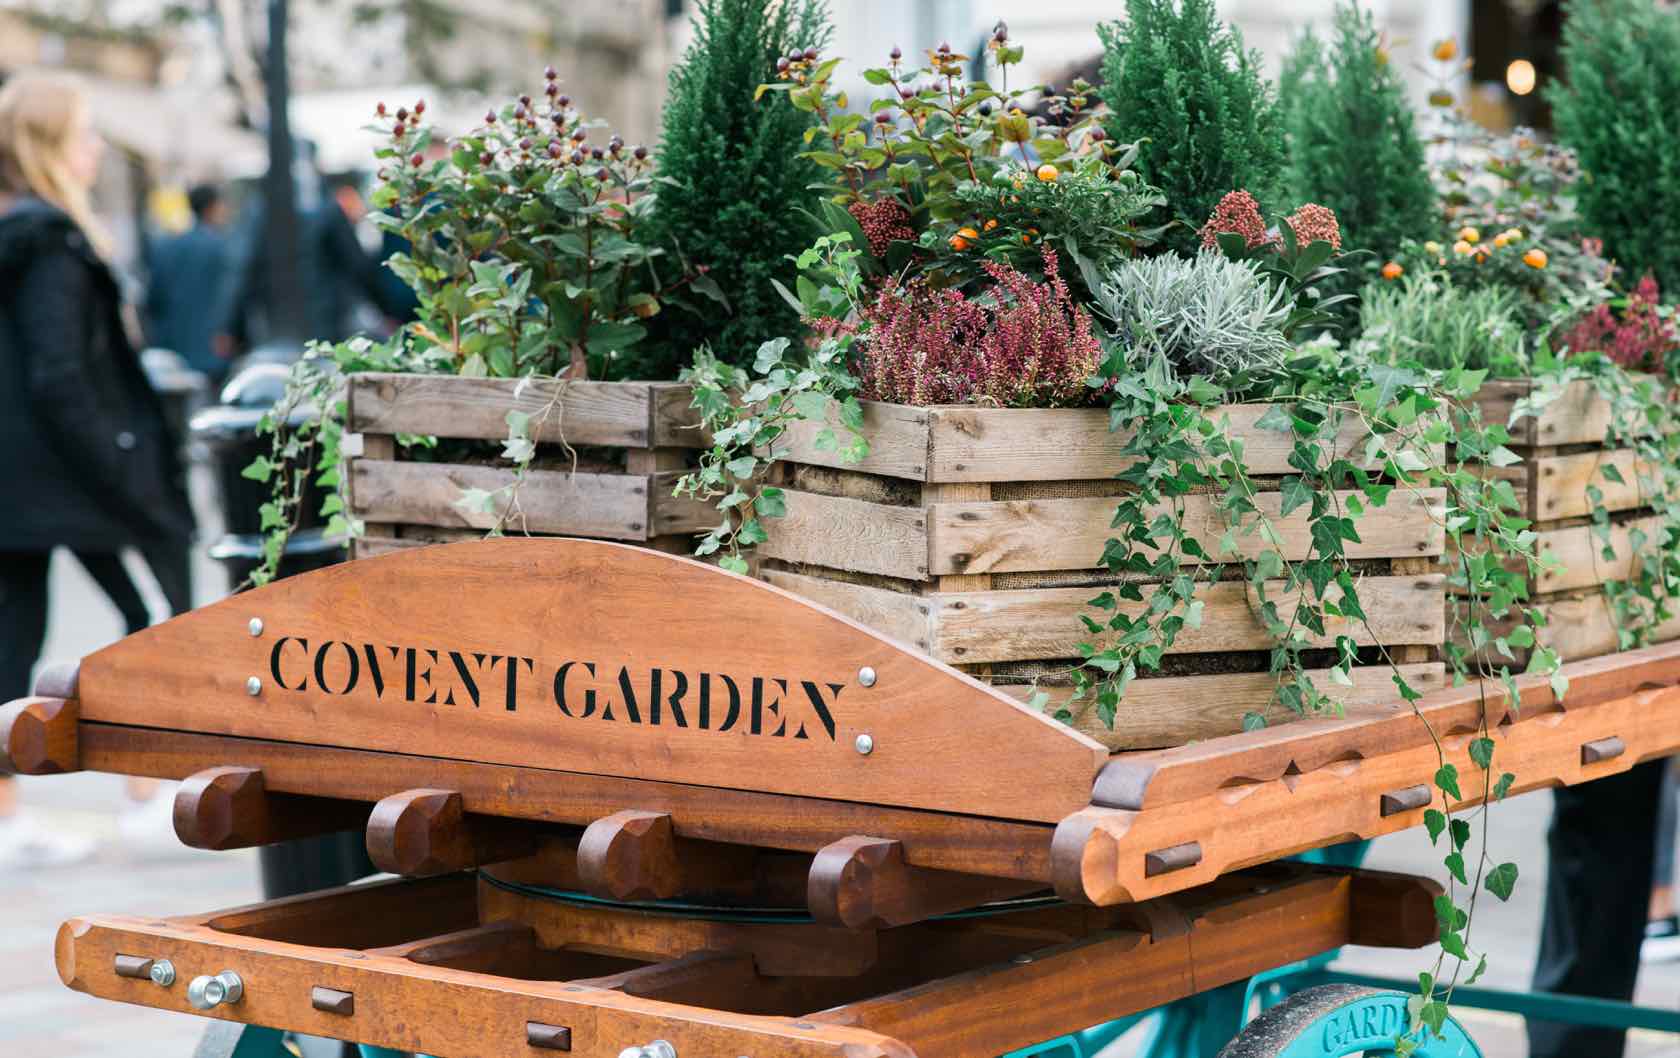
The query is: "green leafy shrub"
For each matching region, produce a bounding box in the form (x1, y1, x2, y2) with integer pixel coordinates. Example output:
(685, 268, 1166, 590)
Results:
(1096, 0, 1284, 254)
(1551, 0, 1680, 291)
(633, 0, 831, 379)
(1095, 252, 1291, 382)
(1355, 271, 1529, 376)
(1278, 1, 1435, 269)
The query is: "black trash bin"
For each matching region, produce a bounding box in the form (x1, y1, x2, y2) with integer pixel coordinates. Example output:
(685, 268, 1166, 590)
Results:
(190, 357, 371, 901)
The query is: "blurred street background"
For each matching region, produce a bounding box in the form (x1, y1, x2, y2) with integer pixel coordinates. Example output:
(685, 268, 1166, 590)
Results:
(0, 1, 1661, 1056)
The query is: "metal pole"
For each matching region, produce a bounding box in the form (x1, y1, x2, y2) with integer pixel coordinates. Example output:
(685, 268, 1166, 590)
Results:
(263, 0, 304, 343)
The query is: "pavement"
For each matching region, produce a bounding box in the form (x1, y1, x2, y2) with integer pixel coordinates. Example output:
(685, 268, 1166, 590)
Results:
(3, 503, 1679, 1056)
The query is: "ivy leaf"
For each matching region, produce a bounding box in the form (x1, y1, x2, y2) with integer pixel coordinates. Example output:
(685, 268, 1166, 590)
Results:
(726, 455, 760, 480)
(1601, 463, 1625, 484)
(1241, 711, 1268, 732)
(1466, 953, 1490, 985)
(1255, 404, 1293, 432)
(1435, 764, 1462, 801)
(755, 487, 787, 518)
(1279, 475, 1312, 517)
(737, 518, 769, 546)
(1418, 999, 1450, 1038)
(1449, 817, 1471, 851)
(1469, 737, 1495, 770)
(1423, 808, 1447, 844)
(1492, 772, 1516, 800)
(719, 554, 750, 575)
(242, 455, 275, 482)
(1485, 861, 1519, 901)
(1444, 851, 1468, 885)
(1439, 928, 1470, 960)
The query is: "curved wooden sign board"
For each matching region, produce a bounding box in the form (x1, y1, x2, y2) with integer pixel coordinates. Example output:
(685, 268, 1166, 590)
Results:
(75, 539, 1105, 822)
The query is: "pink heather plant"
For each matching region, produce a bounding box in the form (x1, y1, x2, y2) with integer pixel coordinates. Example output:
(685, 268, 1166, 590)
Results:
(856, 248, 1102, 408)
(1200, 190, 1268, 250)
(1556, 274, 1678, 372)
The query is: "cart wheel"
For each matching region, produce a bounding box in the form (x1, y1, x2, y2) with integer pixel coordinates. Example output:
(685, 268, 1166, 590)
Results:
(1218, 984, 1482, 1058)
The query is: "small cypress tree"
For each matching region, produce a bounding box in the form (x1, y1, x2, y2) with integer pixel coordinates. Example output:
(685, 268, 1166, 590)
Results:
(631, 0, 830, 380)
(1279, 3, 1434, 268)
(1097, 0, 1284, 255)
(1551, 0, 1680, 291)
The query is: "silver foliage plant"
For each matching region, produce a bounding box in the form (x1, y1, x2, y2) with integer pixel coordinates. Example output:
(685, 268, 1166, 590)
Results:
(1095, 252, 1293, 382)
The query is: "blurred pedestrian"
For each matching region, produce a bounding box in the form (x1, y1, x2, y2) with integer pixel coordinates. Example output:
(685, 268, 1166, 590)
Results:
(215, 146, 412, 353)
(144, 182, 234, 385)
(0, 71, 195, 866)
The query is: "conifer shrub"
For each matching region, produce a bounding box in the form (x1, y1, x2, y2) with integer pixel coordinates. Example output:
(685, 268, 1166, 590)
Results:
(1096, 0, 1283, 255)
(632, 0, 830, 379)
(1550, 0, 1680, 291)
(1279, 1, 1434, 269)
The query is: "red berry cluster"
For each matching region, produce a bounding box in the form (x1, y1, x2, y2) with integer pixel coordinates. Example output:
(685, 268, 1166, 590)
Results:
(847, 198, 914, 258)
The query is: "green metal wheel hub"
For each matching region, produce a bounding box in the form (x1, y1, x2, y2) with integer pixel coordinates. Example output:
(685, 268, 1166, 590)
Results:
(1219, 985, 1482, 1058)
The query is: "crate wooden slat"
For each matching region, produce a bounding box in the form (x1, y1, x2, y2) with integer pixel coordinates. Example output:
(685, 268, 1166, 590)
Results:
(346, 373, 708, 556)
(764, 400, 1447, 751)
(1458, 379, 1680, 665)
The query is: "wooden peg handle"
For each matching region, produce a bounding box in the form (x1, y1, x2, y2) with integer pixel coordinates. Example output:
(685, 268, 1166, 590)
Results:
(807, 835, 1041, 930)
(577, 810, 682, 901)
(174, 766, 369, 850)
(0, 696, 79, 775)
(366, 788, 540, 876)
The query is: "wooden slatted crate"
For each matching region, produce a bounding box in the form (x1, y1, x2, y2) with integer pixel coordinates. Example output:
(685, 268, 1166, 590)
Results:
(760, 401, 1449, 750)
(345, 373, 714, 558)
(1462, 378, 1680, 662)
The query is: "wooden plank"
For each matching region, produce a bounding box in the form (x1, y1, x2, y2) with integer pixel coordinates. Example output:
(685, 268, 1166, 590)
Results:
(815, 873, 1363, 1058)
(651, 382, 708, 447)
(57, 912, 906, 1058)
(347, 373, 688, 448)
(1055, 678, 1680, 905)
(931, 575, 1445, 665)
(760, 491, 930, 581)
(1535, 516, 1663, 594)
(922, 404, 1438, 483)
(75, 540, 1106, 820)
(998, 663, 1445, 751)
(1475, 378, 1663, 447)
(760, 570, 936, 656)
(929, 488, 1446, 575)
(1533, 592, 1680, 663)
(76, 723, 1056, 881)
(1093, 639, 1680, 811)
(349, 460, 658, 541)
(1531, 448, 1653, 521)
(776, 401, 932, 481)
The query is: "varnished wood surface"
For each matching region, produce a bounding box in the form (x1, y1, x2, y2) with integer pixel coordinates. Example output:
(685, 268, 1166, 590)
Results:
(1059, 677, 1680, 904)
(71, 538, 1105, 822)
(74, 723, 1058, 882)
(1095, 639, 1680, 810)
(56, 863, 1434, 1058)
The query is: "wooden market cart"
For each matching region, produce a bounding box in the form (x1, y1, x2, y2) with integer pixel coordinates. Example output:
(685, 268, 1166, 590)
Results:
(9, 539, 1680, 1057)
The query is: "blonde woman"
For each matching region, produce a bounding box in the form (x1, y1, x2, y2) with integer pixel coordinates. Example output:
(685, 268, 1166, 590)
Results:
(0, 71, 194, 866)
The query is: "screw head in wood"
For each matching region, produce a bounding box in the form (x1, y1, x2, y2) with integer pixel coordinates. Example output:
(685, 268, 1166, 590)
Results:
(149, 959, 176, 986)
(855, 733, 874, 755)
(248, 617, 264, 636)
(858, 666, 877, 687)
(245, 676, 261, 696)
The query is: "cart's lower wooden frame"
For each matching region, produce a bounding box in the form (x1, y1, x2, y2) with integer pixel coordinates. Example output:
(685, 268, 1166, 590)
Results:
(57, 863, 1435, 1058)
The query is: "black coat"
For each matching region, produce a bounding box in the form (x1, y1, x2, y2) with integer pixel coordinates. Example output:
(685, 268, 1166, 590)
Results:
(0, 198, 194, 553)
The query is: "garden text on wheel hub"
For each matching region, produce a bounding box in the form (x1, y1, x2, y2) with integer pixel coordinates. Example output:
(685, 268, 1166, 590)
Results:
(1217, 985, 1482, 1058)
(8, 539, 1680, 1056)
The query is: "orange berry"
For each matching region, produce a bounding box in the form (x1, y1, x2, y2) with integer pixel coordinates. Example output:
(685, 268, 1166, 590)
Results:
(1524, 247, 1548, 269)
(949, 235, 970, 251)
(957, 226, 979, 240)
(1035, 163, 1059, 182)
(1020, 234, 1032, 244)
(1452, 239, 1474, 256)
(1381, 261, 1403, 280)
(1458, 226, 1480, 244)
(983, 218, 998, 231)
(1433, 38, 1458, 62)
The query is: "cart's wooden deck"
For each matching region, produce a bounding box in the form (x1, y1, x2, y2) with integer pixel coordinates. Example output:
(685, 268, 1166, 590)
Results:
(6, 537, 1679, 909)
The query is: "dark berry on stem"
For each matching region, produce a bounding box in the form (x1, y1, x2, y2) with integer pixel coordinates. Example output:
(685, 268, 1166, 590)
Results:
(481, 151, 494, 165)
(874, 111, 892, 124)
(519, 94, 532, 106)
(410, 153, 422, 167)
(414, 99, 426, 114)
(392, 122, 405, 138)
(777, 57, 790, 73)
(485, 110, 497, 124)
(519, 137, 533, 150)
(558, 94, 570, 107)
(994, 20, 1008, 41)
(570, 149, 584, 165)
(890, 45, 901, 60)
(546, 141, 563, 158)
(544, 65, 558, 80)
(590, 146, 603, 159)
(632, 145, 648, 160)
(803, 46, 817, 60)
(396, 107, 408, 121)
(595, 166, 609, 181)
(546, 82, 558, 96)
(376, 102, 387, 116)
